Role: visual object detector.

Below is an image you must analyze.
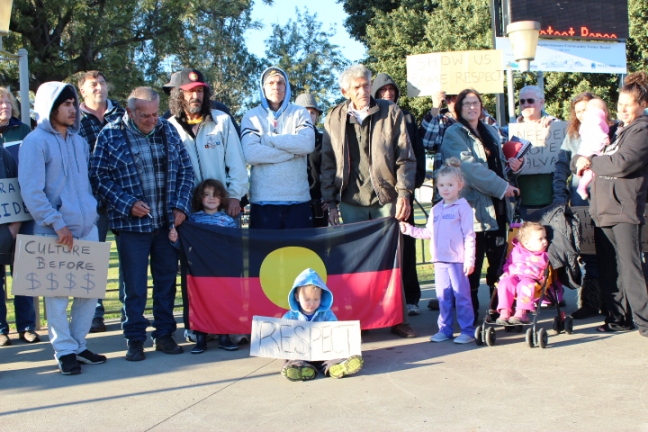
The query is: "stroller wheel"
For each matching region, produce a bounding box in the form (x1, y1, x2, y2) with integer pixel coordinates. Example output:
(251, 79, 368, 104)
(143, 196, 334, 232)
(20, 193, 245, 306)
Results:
(485, 327, 496, 346)
(504, 325, 513, 333)
(564, 316, 574, 334)
(515, 325, 523, 333)
(538, 328, 548, 348)
(474, 326, 483, 346)
(525, 328, 534, 348)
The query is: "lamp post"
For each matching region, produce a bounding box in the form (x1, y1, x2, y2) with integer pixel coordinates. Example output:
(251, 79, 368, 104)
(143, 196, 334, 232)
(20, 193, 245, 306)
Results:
(505, 20, 540, 122)
(0, 0, 31, 125)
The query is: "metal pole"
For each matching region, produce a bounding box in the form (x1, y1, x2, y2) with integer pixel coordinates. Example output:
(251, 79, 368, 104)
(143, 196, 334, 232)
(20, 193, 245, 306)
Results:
(18, 48, 29, 125)
(507, 68, 516, 123)
(536, 71, 544, 93)
(490, 0, 506, 126)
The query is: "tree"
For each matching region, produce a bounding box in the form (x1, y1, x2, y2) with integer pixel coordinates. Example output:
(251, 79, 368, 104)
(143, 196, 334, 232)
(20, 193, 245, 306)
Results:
(263, 7, 349, 113)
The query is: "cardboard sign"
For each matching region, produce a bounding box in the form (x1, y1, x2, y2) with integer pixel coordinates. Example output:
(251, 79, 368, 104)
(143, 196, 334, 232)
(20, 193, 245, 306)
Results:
(250, 316, 362, 361)
(12, 234, 110, 298)
(508, 121, 567, 175)
(407, 50, 504, 96)
(572, 206, 648, 255)
(0, 178, 32, 223)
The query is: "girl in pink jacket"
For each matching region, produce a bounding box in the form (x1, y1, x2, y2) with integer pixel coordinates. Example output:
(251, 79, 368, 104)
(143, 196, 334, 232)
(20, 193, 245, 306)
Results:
(401, 158, 476, 344)
(576, 98, 610, 200)
(496, 222, 549, 325)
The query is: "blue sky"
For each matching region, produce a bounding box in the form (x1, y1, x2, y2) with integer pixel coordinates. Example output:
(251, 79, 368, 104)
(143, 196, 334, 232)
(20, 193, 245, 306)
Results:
(245, 0, 367, 63)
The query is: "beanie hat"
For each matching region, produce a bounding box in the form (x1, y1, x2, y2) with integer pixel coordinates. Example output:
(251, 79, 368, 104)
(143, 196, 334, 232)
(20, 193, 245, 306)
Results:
(262, 68, 284, 85)
(294, 93, 322, 115)
(53, 85, 76, 111)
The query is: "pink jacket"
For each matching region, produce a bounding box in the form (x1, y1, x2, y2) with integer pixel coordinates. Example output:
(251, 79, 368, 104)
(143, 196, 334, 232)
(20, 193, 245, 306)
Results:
(502, 238, 549, 283)
(403, 198, 475, 266)
(578, 107, 609, 158)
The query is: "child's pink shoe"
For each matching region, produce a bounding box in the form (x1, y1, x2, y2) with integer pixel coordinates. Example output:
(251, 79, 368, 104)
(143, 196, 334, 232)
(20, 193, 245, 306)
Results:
(508, 310, 529, 325)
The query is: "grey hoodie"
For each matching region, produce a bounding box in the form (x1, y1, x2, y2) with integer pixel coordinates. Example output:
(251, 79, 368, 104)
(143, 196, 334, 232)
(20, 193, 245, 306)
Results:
(18, 82, 98, 238)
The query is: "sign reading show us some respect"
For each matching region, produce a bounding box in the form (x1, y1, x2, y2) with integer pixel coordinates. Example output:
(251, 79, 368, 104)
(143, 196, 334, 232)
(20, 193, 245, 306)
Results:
(407, 50, 504, 96)
(250, 316, 362, 361)
(12, 235, 110, 299)
(0, 178, 32, 223)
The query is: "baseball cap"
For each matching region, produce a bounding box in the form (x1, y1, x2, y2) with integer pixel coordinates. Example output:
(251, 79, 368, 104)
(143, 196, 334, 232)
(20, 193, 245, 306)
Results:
(163, 68, 208, 93)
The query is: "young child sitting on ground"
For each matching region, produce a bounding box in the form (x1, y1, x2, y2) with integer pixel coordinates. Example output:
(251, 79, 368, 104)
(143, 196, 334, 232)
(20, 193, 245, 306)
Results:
(576, 98, 610, 200)
(281, 268, 364, 381)
(496, 222, 549, 325)
(169, 178, 238, 354)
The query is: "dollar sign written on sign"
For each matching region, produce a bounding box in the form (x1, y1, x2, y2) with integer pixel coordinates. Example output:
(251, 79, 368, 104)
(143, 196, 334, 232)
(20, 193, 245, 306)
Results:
(65, 273, 76, 291)
(46, 272, 59, 291)
(26, 273, 41, 291)
(82, 273, 95, 293)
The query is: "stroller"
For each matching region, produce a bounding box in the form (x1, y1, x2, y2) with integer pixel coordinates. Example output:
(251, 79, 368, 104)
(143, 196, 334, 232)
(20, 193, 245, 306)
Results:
(474, 203, 583, 349)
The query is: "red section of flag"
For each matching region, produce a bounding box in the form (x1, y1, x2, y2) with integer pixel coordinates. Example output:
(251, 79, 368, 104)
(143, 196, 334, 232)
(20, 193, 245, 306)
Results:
(188, 269, 403, 334)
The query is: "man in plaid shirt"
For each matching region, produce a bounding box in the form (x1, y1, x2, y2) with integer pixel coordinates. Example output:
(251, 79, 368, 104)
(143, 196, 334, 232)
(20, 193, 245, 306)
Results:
(77, 70, 125, 333)
(90, 87, 194, 362)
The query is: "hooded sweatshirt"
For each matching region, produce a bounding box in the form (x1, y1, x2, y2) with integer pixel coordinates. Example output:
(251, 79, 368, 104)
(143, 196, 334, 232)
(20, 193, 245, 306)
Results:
(240, 67, 315, 204)
(283, 268, 337, 322)
(18, 82, 98, 238)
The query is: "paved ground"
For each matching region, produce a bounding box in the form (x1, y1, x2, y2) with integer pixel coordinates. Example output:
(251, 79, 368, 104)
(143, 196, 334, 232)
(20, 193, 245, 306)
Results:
(1, 285, 647, 432)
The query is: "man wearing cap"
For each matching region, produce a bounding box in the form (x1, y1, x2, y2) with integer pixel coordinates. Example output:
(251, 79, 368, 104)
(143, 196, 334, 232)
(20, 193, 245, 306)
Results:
(294, 93, 328, 227)
(77, 70, 125, 333)
(320, 64, 418, 338)
(166, 68, 247, 217)
(19, 82, 106, 374)
(91, 87, 194, 362)
(240, 67, 315, 229)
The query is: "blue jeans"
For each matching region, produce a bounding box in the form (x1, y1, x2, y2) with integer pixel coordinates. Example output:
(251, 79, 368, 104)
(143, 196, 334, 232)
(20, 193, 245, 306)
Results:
(116, 230, 178, 343)
(0, 266, 37, 334)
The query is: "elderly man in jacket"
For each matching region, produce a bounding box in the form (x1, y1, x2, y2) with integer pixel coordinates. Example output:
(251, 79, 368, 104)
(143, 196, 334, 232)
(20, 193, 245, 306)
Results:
(320, 64, 418, 338)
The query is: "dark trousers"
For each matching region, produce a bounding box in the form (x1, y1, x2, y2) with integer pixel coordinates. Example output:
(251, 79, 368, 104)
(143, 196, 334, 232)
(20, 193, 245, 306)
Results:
(0, 266, 36, 334)
(468, 217, 507, 317)
(250, 202, 312, 229)
(595, 224, 648, 334)
(402, 197, 421, 305)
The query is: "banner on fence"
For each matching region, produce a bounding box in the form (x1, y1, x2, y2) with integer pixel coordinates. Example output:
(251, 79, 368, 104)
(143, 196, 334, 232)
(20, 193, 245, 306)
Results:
(508, 121, 567, 175)
(250, 316, 362, 361)
(12, 234, 110, 298)
(0, 178, 32, 223)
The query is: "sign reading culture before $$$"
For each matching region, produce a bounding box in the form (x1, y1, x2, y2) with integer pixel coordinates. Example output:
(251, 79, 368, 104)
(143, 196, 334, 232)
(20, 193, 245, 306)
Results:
(250, 316, 362, 361)
(406, 50, 504, 96)
(0, 178, 33, 223)
(12, 235, 110, 299)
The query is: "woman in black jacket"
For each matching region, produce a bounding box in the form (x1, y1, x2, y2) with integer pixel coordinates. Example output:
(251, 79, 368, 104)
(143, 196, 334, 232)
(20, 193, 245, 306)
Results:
(575, 72, 648, 336)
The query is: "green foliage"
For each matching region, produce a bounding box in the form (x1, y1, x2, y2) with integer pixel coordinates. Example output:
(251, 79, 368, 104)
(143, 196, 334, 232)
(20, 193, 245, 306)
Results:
(263, 8, 350, 114)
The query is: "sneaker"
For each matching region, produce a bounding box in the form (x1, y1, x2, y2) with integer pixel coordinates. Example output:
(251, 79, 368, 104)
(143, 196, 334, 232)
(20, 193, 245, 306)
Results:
(125, 340, 146, 362)
(0, 333, 11, 346)
(495, 318, 510, 326)
(76, 349, 107, 365)
(407, 304, 420, 316)
(428, 299, 440, 310)
(570, 306, 599, 320)
(229, 334, 250, 345)
(508, 315, 530, 325)
(454, 334, 475, 344)
(218, 334, 239, 351)
(155, 335, 183, 354)
(184, 329, 197, 343)
(328, 355, 364, 379)
(19, 330, 41, 343)
(58, 353, 81, 375)
(89, 317, 106, 333)
(281, 364, 317, 381)
(391, 323, 418, 338)
(430, 332, 451, 342)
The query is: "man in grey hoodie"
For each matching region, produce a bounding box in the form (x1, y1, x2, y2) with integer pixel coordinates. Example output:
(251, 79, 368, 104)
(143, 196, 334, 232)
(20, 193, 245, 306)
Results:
(19, 82, 106, 375)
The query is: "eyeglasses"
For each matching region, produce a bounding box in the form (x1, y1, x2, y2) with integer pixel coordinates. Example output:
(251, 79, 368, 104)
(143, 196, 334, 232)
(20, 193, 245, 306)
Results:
(519, 98, 536, 105)
(462, 101, 480, 108)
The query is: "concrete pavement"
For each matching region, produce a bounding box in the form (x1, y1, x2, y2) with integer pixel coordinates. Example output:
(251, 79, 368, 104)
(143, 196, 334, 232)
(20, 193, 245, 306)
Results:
(1, 285, 647, 432)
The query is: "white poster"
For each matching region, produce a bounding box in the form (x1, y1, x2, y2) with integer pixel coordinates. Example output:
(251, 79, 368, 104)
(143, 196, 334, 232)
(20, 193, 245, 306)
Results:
(508, 121, 567, 175)
(0, 178, 32, 223)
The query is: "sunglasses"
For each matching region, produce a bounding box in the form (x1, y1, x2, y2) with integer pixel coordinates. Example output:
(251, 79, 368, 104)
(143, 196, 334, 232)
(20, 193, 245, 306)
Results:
(519, 98, 536, 105)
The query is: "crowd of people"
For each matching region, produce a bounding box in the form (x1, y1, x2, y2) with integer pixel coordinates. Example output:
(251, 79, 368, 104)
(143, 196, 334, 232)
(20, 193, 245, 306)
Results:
(1, 64, 647, 377)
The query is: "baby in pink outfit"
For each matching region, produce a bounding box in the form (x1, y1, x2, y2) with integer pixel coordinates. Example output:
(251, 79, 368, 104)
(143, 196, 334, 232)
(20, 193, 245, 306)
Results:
(576, 98, 610, 200)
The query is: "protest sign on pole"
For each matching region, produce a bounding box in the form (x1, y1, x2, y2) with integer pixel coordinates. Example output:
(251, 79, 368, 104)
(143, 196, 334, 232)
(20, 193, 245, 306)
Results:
(407, 50, 504, 96)
(572, 207, 648, 255)
(0, 178, 32, 223)
(508, 121, 566, 175)
(12, 234, 110, 298)
(250, 316, 362, 361)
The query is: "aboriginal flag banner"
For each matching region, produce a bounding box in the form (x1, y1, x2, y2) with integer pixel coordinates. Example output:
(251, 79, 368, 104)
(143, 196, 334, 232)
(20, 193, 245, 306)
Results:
(178, 217, 403, 334)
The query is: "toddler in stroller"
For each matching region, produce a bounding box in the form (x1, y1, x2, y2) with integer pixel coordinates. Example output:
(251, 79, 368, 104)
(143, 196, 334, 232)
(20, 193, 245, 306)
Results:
(495, 222, 549, 325)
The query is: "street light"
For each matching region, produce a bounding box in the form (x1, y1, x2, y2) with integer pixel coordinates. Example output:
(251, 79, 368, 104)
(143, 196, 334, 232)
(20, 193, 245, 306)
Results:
(507, 20, 541, 72)
(0, 0, 30, 125)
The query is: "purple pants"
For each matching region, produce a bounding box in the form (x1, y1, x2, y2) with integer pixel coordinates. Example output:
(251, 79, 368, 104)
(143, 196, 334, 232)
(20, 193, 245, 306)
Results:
(434, 263, 474, 337)
(497, 274, 537, 312)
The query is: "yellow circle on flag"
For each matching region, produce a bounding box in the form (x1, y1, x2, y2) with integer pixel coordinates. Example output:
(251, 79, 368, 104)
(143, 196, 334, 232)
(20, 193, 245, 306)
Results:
(259, 247, 327, 309)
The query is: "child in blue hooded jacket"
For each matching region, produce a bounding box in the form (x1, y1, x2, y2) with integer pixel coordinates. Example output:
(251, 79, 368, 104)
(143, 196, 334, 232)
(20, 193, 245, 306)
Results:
(281, 268, 364, 381)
